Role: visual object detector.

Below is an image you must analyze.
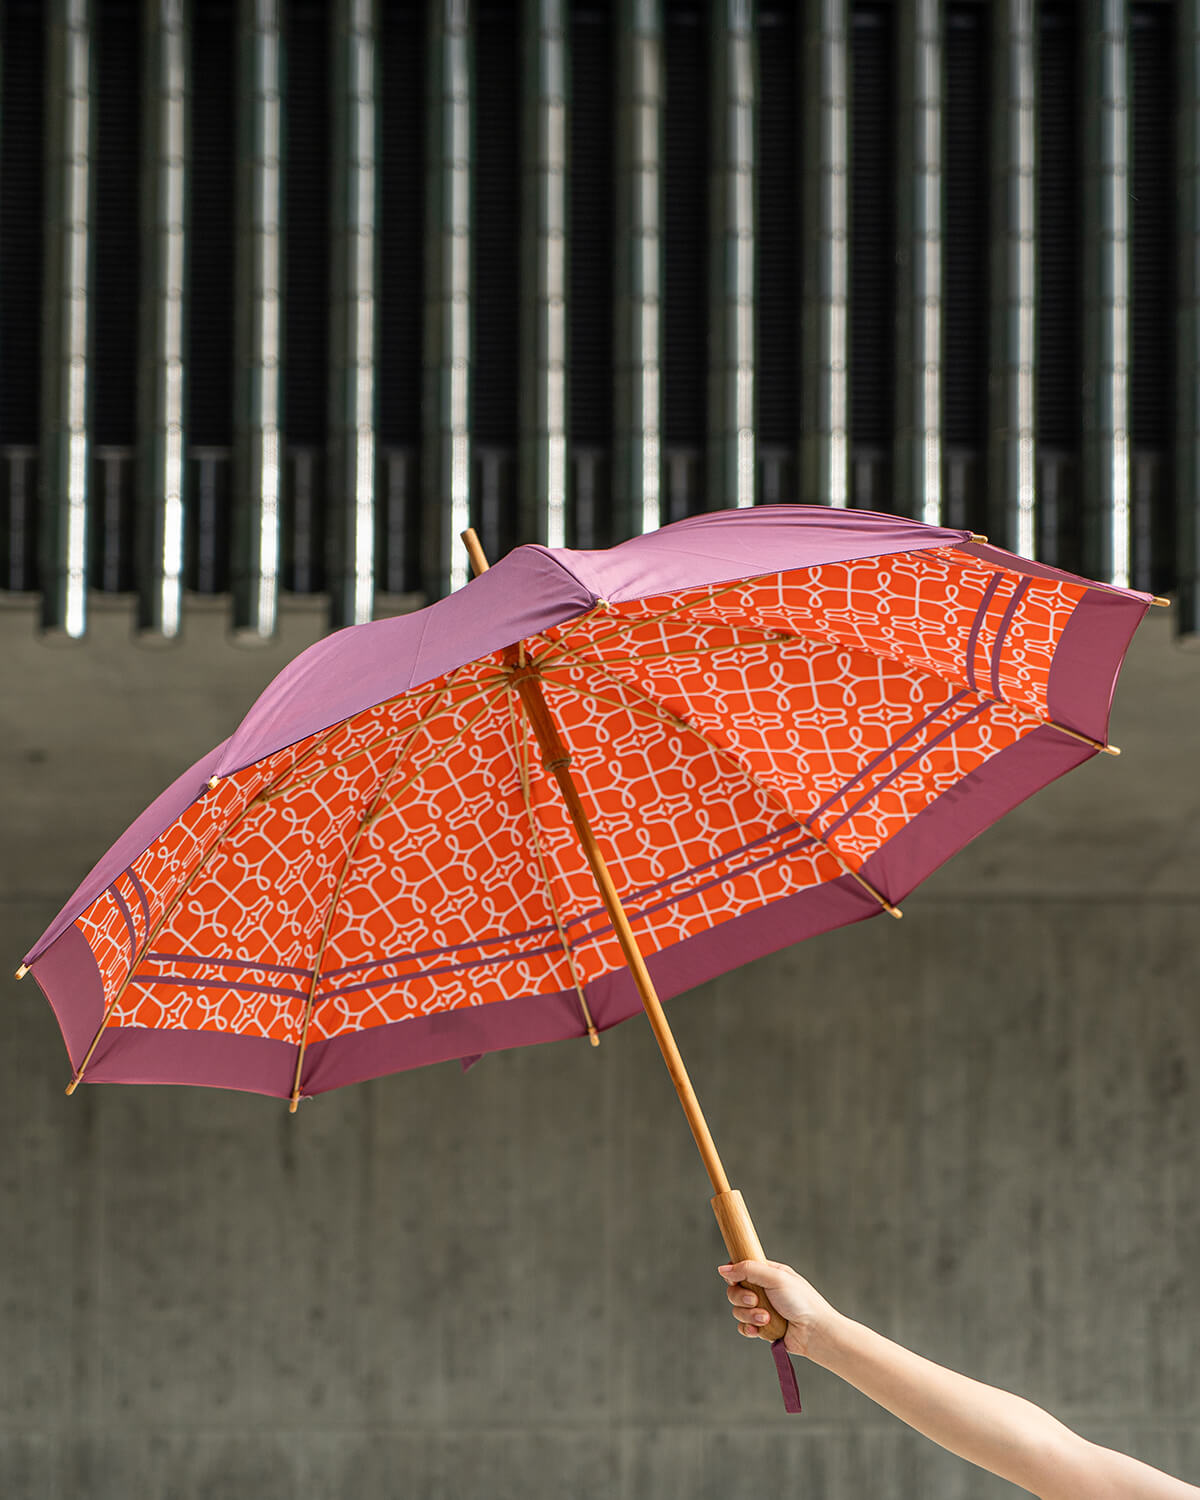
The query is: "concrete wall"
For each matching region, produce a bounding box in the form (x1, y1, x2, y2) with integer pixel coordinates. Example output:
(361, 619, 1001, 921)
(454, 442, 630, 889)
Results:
(2, 599, 1197, 1499)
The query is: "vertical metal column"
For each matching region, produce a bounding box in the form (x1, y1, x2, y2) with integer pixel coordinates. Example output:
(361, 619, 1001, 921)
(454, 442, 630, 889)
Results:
(708, 0, 756, 509)
(40, 0, 94, 636)
(520, 0, 569, 548)
(1178, 0, 1200, 635)
(894, 0, 943, 526)
(329, 0, 379, 625)
(800, 0, 850, 508)
(138, 0, 188, 637)
(233, 0, 283, 640)
(988, 0, 1037, 558)
(422, 0, 472, 598)
(1081, 0, 1131, 587)
(613, 0, 663, 540)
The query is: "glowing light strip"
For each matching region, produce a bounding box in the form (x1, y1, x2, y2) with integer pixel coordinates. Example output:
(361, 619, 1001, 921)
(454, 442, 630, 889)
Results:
(524, 0, 569, 548)
(899, 0, 943, 527)
(712, 0, 756, 509)
(1085, 0, 1132, 587)
(616, 0, 663, 536)
(803, 0, 849, 507)
(444, 4, 472, 593)
(233, 0, 283, 638)
(348, 2, 377, 622)
(145, 0, 188, 636)
(57, 0, 93, 638)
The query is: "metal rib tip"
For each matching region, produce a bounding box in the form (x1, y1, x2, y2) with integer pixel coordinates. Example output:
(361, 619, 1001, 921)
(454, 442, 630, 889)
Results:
(15, 964, 29, 980)
(207, 776, 221, 789)
(1151, 596, 1170, 608)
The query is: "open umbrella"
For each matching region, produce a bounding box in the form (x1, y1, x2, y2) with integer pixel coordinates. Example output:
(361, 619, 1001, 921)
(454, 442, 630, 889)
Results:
(19, 505, 1159, 1409)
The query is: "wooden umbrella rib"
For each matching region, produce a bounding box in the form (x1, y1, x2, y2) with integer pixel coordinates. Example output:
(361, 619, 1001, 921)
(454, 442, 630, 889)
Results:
(539, 568, 1121, 754)
(64, 723, 344, 1094)
(557, 630, 795, 666)
(255, 672, 504, 805)
(362, 684, 514, 829)
(542, 662, 903, 919)
(286, 726, 427, 1111)
(504, 692, 599, 1045)
(536, 579, 756, 671)
(533, 599, 610, 652)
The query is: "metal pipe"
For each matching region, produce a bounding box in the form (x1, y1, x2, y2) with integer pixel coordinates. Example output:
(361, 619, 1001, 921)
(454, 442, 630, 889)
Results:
(800, 0, 849, 508)
(894, 0, 943, 526)
(520, 0, 569, 548)
(1178, 0, 1200, 636)
(328, 0, 379, 626)
(137, 0, 188, 637)
(613, 0, 663, 539)
(708, 0, 756, 509)
(39, 0, 94, 637)
(988, 0, 1037, 558)
(422, 0, 472, 598)
(231, 0, 283, 641)
(1081, 0, 1131, 587)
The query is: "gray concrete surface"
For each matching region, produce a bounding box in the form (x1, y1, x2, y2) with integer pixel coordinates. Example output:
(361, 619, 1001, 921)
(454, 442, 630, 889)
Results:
(1, 597, 1197, 1499)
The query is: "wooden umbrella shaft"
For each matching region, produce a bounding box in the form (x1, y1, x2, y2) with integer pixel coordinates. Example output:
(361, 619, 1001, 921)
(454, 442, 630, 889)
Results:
(510, 662, 787, 1341)
(463, 527, 787, 1343)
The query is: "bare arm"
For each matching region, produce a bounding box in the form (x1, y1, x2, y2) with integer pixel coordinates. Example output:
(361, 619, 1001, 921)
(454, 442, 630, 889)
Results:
(721, 1259, 1200, 1500)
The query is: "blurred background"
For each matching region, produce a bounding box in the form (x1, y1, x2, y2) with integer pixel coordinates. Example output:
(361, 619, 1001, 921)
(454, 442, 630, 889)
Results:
(2, 1, 1199, 1496)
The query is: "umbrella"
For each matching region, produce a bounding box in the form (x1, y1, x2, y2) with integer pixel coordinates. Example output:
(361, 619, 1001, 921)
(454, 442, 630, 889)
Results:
(18, 505, 1160, 1409)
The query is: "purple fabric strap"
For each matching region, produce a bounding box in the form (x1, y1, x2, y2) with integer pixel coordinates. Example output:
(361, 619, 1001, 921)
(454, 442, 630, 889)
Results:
(771, 1339, 802, 1413)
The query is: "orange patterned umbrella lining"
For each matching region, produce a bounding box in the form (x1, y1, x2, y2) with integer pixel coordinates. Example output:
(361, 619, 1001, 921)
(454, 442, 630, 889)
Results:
(73, 547, 1098, 1055)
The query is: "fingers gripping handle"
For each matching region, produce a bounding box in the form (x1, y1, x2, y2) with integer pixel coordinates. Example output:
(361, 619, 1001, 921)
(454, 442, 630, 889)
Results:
(711, 1189, 788, 1342)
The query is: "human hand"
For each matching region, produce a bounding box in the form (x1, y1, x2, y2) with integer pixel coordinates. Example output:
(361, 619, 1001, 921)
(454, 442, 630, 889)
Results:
(719, 1259, 839, 1360)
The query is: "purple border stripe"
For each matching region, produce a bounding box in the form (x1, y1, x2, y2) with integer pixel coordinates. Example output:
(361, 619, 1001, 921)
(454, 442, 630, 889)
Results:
(110, 883, 138, 967)
(148, 952, 316, 979)
(989, 577, 1031, 701)
(324, 815, 816, 980)
(127, 867, 152, 934)
(318, 827, 825, 1000)
(804, 691, 969, 822)
(963, 572, 1002, 694)
(321, 939, 568, 1001)
(820, 702, 989, 842)
(131, 972, 310, 1002)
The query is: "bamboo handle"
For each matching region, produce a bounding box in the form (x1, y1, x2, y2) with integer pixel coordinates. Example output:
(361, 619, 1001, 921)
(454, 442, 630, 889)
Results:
(711, 1189, 789, 1343)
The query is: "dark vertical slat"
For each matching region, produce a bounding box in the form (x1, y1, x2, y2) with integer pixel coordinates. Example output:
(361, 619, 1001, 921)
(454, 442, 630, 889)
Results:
(378, 0, 423, 592)
(755, 2, 797, 498)
(1131, 1, 1175, 594)
(943, 1, 989, 534)
(849, 1, 894, 507)
(92, 0, 140, 452)
(187, 0, 235, 592)
(663, 0, 707, 517)
(91, 0, 140, 591)
(284, 0, 332, 595)
(569, 0, 615, 547)
(0, 0, 46, 588)
(474, 0, 521, 557)
(1037, 0, 1081, 569)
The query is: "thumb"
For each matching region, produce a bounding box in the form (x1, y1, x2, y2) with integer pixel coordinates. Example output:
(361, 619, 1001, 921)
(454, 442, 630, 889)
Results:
(718, 1258, 779, 1286)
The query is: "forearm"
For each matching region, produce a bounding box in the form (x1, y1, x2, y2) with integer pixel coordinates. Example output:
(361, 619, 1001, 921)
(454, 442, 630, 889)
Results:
(806, 1312, 1082, 1496)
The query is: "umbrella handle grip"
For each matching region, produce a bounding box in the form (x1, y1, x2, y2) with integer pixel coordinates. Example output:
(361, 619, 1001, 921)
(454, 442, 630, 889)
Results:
(711, 1189, 789, 1343)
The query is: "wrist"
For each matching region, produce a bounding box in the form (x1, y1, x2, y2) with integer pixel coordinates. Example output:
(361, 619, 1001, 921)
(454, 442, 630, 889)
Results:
(796, 1306, 857, 1367)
